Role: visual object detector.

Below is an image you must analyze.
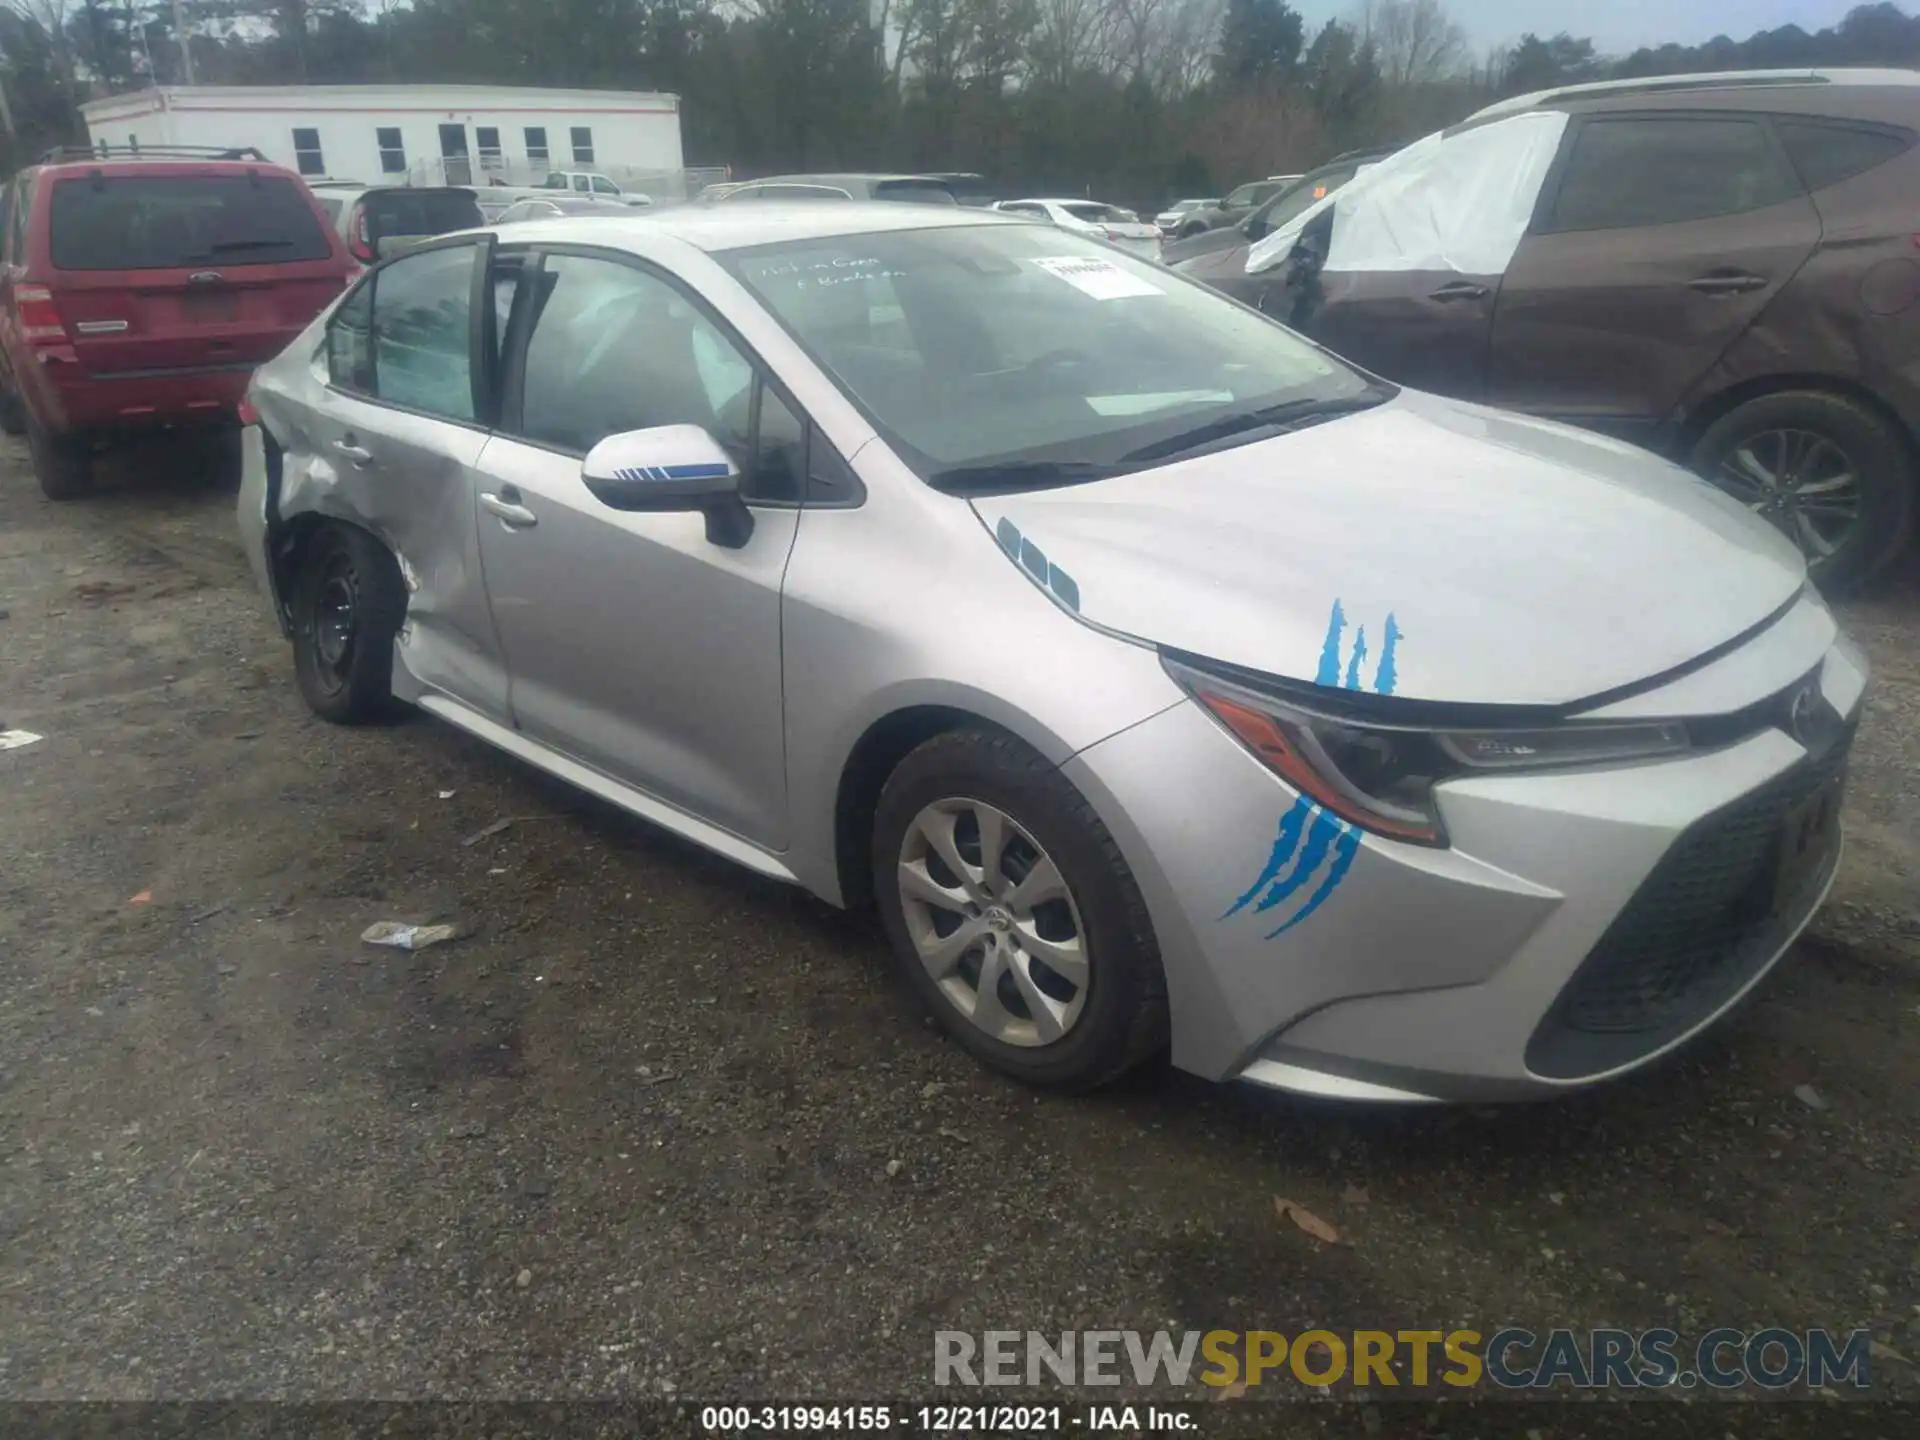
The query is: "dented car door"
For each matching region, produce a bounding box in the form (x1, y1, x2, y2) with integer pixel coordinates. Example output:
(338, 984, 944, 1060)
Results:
(281, 236, 511, 721)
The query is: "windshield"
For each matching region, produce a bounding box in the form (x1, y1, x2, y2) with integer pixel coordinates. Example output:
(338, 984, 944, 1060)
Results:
(723, 222, 1375, 487)
(1249, 166, 1368, 233)
(365, 189, 483, 240)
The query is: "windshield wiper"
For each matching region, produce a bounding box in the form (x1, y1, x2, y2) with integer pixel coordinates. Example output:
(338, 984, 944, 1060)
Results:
(203, 239, 294, 253)
(1121, 390, 1388, 466)
(927, 459, 1129, 495)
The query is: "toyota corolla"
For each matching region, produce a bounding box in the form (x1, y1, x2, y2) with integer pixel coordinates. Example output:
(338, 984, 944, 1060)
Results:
(237, 204, 1865, 1101)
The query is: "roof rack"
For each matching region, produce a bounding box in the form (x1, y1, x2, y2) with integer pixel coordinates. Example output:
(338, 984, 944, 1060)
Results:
(36, 143, 270, 164)
(1464, 68, 1916, 123)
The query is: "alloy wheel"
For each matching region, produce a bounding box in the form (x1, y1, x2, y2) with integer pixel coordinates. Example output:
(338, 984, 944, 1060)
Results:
(896, 798, 1089, 1048)
(1712, 428, 1864, 559)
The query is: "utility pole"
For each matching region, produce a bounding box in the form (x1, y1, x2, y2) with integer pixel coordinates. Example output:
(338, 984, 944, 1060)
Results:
(172, 0, 195, 83)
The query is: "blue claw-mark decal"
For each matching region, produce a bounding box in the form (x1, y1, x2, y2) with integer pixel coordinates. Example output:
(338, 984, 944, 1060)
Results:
(990, 517, 1081, 612)
(1225, 598, 1402, 938)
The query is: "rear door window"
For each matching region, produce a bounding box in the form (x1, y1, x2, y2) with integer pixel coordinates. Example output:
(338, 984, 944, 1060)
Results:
(324, 244, 478, 420)
(1774, 119, 1914, 192)
(1543, 117, 1800, 231)
(48, 174, 334, 270)
(873, 181, 957, 206)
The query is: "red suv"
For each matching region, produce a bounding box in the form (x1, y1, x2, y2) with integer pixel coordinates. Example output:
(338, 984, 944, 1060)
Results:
(0, 146, 353, 499)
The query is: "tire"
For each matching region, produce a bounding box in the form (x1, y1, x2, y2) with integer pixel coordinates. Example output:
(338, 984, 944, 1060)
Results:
(290, 523, 408, 725)
(872, 727, 1168, 1091)
(26, 414, 92, 501)
(0, 378, 25, 437)
(1688, 390, 1915, 594)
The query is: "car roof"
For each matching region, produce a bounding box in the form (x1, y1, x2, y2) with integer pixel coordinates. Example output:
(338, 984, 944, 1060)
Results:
(491, 201, 1014, 253)
(743, 173, 951, 187)
(1470, 67, 1920, 122)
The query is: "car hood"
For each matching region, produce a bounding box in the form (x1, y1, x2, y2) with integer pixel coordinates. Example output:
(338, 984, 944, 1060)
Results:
(970, 393, 1807, 709)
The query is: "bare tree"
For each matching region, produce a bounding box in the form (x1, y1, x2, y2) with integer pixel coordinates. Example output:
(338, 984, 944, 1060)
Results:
(1026, 0, 1110, 89)
(1357, 0, 1465, 86)
(19, 0, 86, 106)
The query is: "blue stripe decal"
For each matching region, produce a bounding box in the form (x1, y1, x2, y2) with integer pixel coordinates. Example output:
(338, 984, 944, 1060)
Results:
(1224, 597, 1407, 938)
(662, 463, 731, 479)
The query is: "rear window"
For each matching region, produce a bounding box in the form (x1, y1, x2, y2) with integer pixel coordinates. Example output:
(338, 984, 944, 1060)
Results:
(1775, 119, 1914, 192)
(1061, 202, 1129, 223)
(872, 181, 958, 206)
(364, 189, 483, 240)
(48, 174, 334, 270)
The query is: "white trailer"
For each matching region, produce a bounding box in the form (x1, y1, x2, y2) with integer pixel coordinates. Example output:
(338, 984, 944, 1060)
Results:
(79, 83, 693, 195)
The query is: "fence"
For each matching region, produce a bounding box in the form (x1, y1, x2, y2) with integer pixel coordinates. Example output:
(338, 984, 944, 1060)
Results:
(401, 156, 732, 201)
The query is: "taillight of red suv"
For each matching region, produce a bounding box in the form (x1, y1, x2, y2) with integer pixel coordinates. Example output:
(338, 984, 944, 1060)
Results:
(14, 285, 72, 349)
(349, 206, 375, 265)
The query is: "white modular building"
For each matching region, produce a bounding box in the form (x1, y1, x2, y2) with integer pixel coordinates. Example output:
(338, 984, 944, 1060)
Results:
(80, 84, 687, 192)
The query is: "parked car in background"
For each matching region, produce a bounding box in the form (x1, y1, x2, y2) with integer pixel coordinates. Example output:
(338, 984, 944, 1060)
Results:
(922, 172, 997, 207)
(1175, 69, 1920, 590)
(1169, 177, 1299, 238)
(494, 196, 637, 224)
(240, 202, 1862, 1103)
(1160, 150, 1393, 266)
(991, 199, 1163, 260)
(313, 184, 484, 266)
(706, 173, 960, 205)
(0, 145, 353, 500)
(1154, 197, 1219, 233)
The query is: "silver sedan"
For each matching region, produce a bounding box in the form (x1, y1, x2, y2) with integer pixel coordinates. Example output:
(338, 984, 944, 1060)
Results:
(237, 204, 1864, 1100)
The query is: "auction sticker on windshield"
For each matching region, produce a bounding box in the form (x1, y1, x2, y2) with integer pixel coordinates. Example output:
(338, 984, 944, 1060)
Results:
(1029, 255, 1163, 300)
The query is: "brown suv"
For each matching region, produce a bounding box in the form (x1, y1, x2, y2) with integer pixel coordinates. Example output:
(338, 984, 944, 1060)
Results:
(1174, 70, 1920, 590)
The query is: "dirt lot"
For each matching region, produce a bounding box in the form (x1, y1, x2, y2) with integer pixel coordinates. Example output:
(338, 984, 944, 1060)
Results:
(2, 435, 1918, 1418)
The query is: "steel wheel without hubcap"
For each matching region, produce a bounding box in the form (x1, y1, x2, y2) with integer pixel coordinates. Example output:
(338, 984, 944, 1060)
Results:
(310, 552, 361, 698)
(1713, 427, 1864, 560)
(896, 798, 1089, 1047)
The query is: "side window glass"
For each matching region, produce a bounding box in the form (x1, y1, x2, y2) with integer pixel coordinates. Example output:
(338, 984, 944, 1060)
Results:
(327, 277, 376, 394)
(591, 176, 618, 195)
(517, 254, 751, 456)
(1547, 118, 1798, 231)
(370, 245, 476, 420)
(1775, 120, 1912, 192)
(749, 382, 805, 503)
(572, 175, 590, 193)
(805, 429, 862, 506)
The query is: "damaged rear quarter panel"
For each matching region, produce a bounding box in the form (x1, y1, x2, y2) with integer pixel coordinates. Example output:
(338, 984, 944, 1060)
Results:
(254, 344, 510, 723)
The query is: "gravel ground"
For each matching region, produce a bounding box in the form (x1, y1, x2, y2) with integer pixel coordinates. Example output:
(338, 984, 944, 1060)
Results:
(1, 436, 1917, 1423)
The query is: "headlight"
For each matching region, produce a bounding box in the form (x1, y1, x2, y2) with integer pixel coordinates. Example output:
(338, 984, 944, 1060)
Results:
(1164, 657, 1689, 847)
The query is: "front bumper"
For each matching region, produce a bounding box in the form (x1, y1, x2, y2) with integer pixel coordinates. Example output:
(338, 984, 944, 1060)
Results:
(1063, 613, 1867, 1101)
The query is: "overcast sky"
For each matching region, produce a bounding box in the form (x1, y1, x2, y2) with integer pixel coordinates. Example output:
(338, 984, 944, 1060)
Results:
(1293, 1, 1871, 57)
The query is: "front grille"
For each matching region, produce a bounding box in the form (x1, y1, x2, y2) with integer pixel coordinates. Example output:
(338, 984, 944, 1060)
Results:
(1526, 719, 1853, 1080)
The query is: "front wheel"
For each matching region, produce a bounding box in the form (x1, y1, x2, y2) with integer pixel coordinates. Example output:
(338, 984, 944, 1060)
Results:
(1689, 390, 1915, 593)
(872, 728, 1168, 1090)
(291, 523, 408, 724)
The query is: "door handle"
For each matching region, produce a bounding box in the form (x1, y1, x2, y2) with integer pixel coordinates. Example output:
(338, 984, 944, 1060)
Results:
(480, 492, 538, 529)
(1429, 281, 1490, 301)
(332, 438, 374, 466)
(1688, 272, 1768, 295)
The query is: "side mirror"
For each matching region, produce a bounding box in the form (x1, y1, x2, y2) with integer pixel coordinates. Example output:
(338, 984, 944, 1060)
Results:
(581, 424, 754, 548)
